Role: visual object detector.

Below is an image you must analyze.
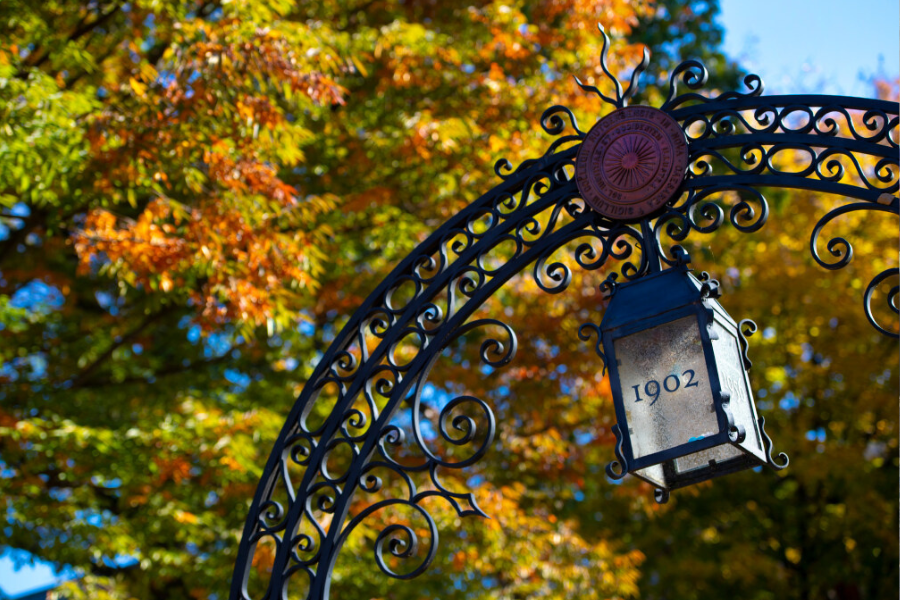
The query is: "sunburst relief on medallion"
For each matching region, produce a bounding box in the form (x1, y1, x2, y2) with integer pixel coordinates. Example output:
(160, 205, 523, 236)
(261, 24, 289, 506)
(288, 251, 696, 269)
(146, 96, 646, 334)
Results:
(602, 134, 659, 190)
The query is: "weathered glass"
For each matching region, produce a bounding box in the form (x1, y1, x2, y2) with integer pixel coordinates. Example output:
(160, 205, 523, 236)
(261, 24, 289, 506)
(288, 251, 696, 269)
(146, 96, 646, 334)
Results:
(615, 316, 718, 460)
(709, 317, 764, 460)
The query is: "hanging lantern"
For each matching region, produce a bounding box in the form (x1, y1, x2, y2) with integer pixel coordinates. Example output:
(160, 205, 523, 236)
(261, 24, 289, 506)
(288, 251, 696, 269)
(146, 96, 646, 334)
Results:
(583, 256, 788, 503)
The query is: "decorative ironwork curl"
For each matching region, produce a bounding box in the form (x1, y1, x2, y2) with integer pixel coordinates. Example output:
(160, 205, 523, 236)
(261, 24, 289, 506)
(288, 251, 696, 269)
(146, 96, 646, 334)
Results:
(680, 103, 898, 145)
(809, 202, 896, 271)
(540, 104, 586, 138)
(737, 319, 757, 371)
(598, 271, 619, 298)
(577, 322, 607, 375)
(332, 499, 439, 583)
(758, 417, 789, 470)
(864, 269, 900, 339)
(495, 113, 583, 181)
(653, 185, 770, 263)
(662, 64, 763, 112)
(605, 424, 629, 480)
(697, 271, 722, 299)
(662, 59, 708, 111)
(687, 145, 897, 193)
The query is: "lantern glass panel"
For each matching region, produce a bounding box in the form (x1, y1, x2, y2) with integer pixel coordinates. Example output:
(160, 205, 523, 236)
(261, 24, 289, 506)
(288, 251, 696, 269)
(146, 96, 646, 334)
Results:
(635, 464, 667, 487)
(614, 315, 718, 459)
(674, 443, 742, 474)
(709, 318, 765, 459)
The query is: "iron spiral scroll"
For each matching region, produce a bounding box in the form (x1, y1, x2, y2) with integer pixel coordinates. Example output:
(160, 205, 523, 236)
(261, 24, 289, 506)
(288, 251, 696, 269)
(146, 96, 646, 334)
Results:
(231, 28, 898, 600)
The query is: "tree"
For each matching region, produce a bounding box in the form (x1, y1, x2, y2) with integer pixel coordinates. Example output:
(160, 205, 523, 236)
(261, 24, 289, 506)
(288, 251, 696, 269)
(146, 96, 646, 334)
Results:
(0, 1, 895, 599)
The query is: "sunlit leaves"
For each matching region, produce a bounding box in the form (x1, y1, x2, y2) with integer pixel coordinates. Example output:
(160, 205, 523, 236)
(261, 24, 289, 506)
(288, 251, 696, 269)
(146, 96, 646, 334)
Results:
(2, 1, 895, 599)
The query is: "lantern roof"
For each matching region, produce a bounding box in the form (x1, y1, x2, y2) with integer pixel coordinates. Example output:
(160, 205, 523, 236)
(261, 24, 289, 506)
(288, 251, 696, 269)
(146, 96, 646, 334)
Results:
(601, 265, 711, 332)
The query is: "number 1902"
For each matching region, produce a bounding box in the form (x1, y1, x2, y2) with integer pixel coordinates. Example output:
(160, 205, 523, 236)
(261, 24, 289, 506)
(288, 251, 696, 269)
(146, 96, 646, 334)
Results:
(632, 370, 699, 406)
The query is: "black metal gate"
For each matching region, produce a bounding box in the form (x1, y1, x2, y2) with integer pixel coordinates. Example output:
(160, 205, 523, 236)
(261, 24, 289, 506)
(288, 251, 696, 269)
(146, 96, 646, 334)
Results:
(230, 31, 898, 600)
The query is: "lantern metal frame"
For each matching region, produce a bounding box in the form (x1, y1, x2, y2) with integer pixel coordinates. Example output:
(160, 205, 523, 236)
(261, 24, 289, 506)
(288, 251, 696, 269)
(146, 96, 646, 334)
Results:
(230, 28, 898, 600)
(583, 249, 786, 505)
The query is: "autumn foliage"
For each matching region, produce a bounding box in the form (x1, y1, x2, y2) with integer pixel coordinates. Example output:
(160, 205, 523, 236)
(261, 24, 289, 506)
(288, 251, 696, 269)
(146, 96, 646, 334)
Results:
(0, 1, 896, 600)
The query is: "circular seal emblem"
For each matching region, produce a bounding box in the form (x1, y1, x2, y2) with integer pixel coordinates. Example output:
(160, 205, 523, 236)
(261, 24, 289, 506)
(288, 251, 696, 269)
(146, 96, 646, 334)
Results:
(575, 106, 688, 221)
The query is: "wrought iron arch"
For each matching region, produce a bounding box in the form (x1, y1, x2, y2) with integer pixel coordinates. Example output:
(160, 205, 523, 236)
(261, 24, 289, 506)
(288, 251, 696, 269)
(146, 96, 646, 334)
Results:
(231, 30, 898, 600)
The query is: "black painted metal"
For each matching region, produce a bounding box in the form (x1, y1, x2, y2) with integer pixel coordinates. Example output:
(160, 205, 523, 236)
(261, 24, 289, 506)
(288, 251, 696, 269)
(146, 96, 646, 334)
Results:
(230, 27, 898, 600)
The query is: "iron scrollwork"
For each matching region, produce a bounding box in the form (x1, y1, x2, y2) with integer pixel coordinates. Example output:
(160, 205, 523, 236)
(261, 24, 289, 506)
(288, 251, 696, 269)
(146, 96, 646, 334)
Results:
(232, 28, 898, 600)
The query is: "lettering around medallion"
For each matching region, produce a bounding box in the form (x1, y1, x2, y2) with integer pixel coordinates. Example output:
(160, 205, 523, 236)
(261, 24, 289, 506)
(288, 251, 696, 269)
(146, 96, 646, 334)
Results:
(575, 106, 688, 221)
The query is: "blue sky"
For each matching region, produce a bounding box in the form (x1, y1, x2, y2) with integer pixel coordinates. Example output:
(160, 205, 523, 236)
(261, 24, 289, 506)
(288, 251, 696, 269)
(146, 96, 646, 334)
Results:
(0, 547, 77, 599)
(720, 0, 900, 96)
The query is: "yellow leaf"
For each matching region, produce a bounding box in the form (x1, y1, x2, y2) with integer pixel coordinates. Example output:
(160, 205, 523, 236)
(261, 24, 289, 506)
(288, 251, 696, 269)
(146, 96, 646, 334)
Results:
(139, 62, 158, 82)
(350, 55, 368, 77)
(174, 510, 198, 524)
(129, 77, 147, 98)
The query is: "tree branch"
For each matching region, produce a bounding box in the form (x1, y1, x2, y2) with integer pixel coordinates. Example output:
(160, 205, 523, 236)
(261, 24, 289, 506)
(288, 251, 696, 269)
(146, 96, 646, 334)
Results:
(69, 306, 176, 388)
(70, 352, 233, 390)
(65, 4, 123, 45)
(20, 2, 123, 76)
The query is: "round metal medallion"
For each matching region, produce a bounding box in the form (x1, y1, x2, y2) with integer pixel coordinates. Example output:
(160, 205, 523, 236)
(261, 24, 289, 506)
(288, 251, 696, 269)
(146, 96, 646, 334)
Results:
(575, 106, 688, 221)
